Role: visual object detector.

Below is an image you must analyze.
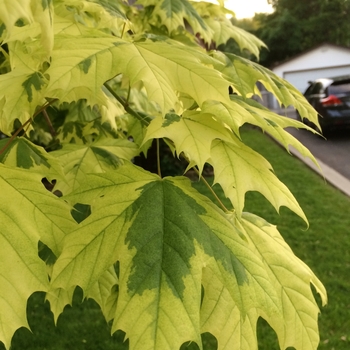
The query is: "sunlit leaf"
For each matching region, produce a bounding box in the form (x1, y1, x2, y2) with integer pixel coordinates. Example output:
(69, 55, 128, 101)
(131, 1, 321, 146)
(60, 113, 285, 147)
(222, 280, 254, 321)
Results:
(46, 35, 231, 111)
(0, 137, 64, 180)
(194, 2, 265, 56)
(0, 69, 47, 135)
(137, 0, 211, 41)
(213, 52, 319, 127)
(0, 164, 76, 347)
(0, 0, 33, 39)
(239, 213, 327, 349)
(143, 110, 233, 173)
(49, 165, 325, 350)
(50, 139, 138, 194)
(210, 138, 307, 221)
(49, 166, 278, 349)
(200, 212, 327, 350)
(201, 98, 320, 166)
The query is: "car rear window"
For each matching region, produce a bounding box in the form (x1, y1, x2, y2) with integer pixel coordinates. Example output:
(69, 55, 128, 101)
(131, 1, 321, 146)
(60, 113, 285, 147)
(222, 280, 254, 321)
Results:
(328, 81, 350, 95)
(304, 82, 324, 95)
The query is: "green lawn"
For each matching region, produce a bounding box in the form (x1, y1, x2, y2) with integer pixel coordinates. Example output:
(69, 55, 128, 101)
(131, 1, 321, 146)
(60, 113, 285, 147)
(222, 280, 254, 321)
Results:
(2, 126, 350, 350)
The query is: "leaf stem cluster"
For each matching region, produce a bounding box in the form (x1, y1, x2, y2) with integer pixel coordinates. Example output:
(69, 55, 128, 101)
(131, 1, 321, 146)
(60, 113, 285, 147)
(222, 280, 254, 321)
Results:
(0, 99, 58, 155)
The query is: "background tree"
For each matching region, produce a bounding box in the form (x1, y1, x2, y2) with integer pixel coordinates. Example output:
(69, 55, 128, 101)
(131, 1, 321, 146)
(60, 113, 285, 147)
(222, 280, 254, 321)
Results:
(0, 1, 326, 350)
(250, 0, 350, 67)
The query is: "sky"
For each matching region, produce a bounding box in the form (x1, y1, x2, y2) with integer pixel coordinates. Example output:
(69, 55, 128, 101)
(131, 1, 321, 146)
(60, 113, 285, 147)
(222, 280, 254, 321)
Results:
(224, 0, 273, 19)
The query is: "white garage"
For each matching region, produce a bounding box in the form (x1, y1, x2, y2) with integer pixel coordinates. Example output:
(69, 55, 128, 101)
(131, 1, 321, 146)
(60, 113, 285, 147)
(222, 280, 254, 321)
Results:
(267, 43, 350, 109)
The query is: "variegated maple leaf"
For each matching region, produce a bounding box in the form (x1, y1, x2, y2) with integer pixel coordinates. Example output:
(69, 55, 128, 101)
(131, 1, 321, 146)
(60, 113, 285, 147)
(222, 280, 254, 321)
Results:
(48, 163, 326, 350)
(50, 139, 138, 194)
(0, 164, 76, 348)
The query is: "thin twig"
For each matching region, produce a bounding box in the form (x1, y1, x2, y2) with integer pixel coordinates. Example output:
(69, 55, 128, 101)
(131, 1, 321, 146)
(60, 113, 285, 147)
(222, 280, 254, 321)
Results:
(103, 82, 150, 126)
(0, 99, 58, 155)
(42, 108, 56, 137)
(193, 168, 229, 213)
(156, 139, 162, 178)
(34, 99, 58, 119)
(126, 85, 131, 105)
(0, 118, 33, 155)
(121, 22, 126, 39)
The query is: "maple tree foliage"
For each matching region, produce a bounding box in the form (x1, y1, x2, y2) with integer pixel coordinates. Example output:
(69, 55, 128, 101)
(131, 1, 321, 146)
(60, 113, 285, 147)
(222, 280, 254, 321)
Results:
(0, 1, 327, 349)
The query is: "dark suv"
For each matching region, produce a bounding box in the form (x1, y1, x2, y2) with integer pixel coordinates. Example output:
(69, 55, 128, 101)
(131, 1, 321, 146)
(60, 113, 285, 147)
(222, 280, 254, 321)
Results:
(301, 75, 350, 134)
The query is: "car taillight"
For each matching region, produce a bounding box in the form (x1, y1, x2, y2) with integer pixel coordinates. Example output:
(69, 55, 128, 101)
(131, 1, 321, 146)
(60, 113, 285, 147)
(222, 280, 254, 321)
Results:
(321, 95, 343, 107)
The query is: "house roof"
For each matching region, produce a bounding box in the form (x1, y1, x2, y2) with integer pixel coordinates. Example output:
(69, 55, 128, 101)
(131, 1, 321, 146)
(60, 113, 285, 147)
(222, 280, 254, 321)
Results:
(271, 43, 350, 70)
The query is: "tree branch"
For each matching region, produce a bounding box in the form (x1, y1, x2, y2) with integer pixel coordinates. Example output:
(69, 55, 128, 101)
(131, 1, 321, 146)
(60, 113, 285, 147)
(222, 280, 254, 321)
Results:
(103, 82, 150, 126)
(0, 99, 58, 155)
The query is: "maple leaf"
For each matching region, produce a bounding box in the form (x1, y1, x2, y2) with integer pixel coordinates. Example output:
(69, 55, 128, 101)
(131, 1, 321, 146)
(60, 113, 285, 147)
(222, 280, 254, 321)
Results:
(0, 164, 76, 348)
(143, 97, 312, 219)
(200, 212, 327, 350)
(210, 138, 307, 220)
(45, 35, 231, 112)
(50, 139, 138, 194)
(193, 2, 266, 57)
(143, 110, 234, 173)
(0, 0, 33, 39)
(201, 97, 319, 163)
(48, 165, 267, 349)
(137, 0, 211, 41)
(0, 137, 64, 181)
(0, 69, 47, 135)
(208, 19, 265, 57)
(48, 163, 325, 350)
(85, 265, 119, 322)
(213, 52, 320, 127)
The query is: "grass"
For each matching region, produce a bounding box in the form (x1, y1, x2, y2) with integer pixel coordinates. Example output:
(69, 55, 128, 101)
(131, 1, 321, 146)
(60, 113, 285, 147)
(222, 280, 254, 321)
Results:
(2, 126, 350, 350)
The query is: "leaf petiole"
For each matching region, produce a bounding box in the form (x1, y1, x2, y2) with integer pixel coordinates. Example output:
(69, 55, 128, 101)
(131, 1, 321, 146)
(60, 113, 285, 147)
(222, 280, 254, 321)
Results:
(156, 138, 162, 178)
(42, 108, 56, 137)
(104, 82, 150, 126)
(0, 99, 58, 155)
(192, 167, 229, 213)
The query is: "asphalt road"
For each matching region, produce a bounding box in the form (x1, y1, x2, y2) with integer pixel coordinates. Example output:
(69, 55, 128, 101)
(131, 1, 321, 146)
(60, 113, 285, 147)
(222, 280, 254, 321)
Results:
(277, 109, 350, 180)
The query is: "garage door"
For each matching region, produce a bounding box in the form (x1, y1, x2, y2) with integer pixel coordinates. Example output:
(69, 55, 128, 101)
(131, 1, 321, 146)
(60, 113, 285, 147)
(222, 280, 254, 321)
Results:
(284, 65, 350, 93)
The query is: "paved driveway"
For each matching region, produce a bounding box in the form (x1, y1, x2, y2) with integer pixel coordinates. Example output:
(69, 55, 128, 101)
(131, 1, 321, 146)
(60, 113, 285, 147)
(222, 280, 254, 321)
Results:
(277, 109, 350, 180)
